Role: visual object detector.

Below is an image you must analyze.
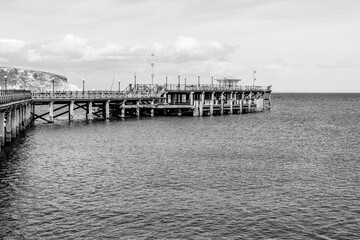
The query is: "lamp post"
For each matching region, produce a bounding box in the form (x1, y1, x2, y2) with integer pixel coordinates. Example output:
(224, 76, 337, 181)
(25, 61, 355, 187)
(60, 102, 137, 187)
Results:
(52, 77, 55, 92)
(165, 74, 168, 89)
(177, 74, 180, 89)
(82, 78, 85, 93)
(4, 76, 7, 90)
(118, 80, 121, 92)
(253, 69, 256, 88)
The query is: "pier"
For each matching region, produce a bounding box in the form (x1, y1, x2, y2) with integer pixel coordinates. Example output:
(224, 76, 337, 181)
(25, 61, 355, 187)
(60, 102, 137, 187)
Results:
(31, 83, 271, 122)
(0, 82, 271, 151)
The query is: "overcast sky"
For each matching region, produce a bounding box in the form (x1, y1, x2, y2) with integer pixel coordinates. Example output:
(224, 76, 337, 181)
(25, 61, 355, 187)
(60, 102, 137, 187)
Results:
(1, 0, 359, 92)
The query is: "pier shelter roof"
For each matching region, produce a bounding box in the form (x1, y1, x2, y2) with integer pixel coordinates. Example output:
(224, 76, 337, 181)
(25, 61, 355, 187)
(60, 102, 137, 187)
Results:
(215, 78, 241, 87)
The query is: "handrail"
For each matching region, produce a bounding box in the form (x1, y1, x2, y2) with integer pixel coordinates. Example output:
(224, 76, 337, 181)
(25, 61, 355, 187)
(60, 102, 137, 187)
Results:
(31, 90, 162, 100)
(0, 84, 271, 104)
(0, 90, 32, 104)
(164, 84, 270, 91)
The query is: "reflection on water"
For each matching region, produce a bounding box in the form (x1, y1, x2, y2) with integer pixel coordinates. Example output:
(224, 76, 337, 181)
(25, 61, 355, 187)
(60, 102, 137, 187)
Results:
(1, 93, 360, 239)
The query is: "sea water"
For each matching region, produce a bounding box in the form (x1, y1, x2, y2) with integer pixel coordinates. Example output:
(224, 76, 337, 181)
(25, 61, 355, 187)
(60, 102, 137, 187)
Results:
(0, 93, 359, 239)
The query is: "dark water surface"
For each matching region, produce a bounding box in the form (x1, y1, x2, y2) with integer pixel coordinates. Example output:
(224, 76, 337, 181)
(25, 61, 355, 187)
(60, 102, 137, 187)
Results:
(1, 93, 359, 239)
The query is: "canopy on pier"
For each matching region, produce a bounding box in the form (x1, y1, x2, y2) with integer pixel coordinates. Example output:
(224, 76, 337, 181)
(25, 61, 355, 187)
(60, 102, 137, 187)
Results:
(215, 77, 241, 87)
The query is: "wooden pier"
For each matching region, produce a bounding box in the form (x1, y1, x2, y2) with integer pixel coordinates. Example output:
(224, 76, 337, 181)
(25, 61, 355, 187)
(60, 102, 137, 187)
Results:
(0, 83, 271, 151)
(31, 83, 271, 122)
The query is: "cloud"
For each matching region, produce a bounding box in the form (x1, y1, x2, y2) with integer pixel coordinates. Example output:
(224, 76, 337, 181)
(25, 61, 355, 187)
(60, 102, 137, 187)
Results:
(0, 34, 240, 87)
(0, 39, 27, 53)
(0, 34, 237, 66)
(156, 36, 237, 63)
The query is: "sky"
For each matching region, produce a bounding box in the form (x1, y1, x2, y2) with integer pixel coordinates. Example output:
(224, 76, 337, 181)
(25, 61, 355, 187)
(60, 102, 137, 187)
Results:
(1, 0, 360, 92)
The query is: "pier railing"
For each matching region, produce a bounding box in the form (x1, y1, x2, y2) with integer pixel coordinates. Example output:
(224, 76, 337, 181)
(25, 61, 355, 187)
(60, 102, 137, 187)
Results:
(0, 90, 32, 104)
(27, 84, 272, 101)
(165, 84, 271, 92)
(31, 90, 162, 100)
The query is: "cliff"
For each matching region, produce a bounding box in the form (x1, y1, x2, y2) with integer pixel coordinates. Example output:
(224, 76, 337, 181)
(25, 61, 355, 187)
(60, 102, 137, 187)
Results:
(0, 66, 80, 91)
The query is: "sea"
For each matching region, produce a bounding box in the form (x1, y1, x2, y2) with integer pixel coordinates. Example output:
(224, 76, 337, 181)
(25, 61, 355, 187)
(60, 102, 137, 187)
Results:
(0, 93, 359, 240)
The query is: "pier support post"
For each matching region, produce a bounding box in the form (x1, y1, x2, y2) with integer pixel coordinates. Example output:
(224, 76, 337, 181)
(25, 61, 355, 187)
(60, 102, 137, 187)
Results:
(210, 92, 214, 116)
(23, 105, 27, 127)
(199, 92, 205, 116)
(0, 112, 5, 146)
(27, 103, 31, 126)
(15, 107, 20, 136)
(193, 101, 199, 116)
(103, 100, 110, 119)
(229, 92, 233, 114)
(269, 93, 271, 109)
(17, 106, 22, 131)
(255, 95, 261, 112)
(136, 100, 140, 117)
(86, 102, 93, 120)
(220, 92, 224, 115)
(23, 105, 26, 129)
(11, 108, 17, 138)
(31, 104, 35, 124)
(190, 92, 194, 106)
(150, 100, 155, 117)
(6, 111, 12, 142)
(120, 101, 126, 118)
(248, 92, 252, 112)
(18, 106, 22, 131)
(240, 92, 244, 114)
(69, 101, 74, 122)
(49, 101, 54, 123)
(20, 106, 25, 130)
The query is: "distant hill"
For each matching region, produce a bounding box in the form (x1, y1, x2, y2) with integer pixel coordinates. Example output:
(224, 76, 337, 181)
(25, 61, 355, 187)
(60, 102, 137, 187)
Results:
(0, 66, 80, 91)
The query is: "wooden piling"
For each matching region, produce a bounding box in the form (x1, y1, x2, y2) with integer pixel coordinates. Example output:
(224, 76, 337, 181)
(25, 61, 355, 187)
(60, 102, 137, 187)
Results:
(49, 101, 54, 123)
(0, 112, 5, 146)
(86, 102, 93, 120)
